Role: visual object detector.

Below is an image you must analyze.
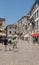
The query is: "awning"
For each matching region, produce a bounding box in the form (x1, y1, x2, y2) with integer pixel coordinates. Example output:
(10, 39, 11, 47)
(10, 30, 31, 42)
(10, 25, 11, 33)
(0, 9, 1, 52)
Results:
(31, 32, 39, 37)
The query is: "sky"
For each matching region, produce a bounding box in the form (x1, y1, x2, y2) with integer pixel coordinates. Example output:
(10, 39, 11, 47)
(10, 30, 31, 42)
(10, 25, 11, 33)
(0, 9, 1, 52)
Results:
(0, 0, 35, 25)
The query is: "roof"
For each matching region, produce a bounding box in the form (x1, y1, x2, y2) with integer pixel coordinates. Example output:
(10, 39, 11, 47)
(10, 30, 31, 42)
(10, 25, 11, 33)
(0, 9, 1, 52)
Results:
(7, 24, 17, 28)
(29, 0, 39, 15)
(18, 15, 30, 22)
(31, 0, 39, 10)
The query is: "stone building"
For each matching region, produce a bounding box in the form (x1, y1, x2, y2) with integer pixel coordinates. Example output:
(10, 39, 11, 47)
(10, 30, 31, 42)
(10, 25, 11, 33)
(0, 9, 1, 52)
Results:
(29, 0, 39, 32)
(6, 24, 17, 39)
(0, 18, 6, 38)
(17, 15, 30, 35)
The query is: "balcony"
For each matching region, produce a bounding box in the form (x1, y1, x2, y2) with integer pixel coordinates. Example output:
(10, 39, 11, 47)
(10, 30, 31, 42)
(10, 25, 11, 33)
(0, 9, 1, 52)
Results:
(0, 26, 5, 30)
(0, 33, 6, 37)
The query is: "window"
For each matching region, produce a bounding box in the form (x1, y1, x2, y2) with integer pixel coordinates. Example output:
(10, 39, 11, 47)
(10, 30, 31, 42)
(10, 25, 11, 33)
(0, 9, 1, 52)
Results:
(32, 22, 35, 30)
(25, 25, 27, 30)
(37, 10, 38, 17)
(15, 27, 16, 29)
(37, 21, 38, 29)
(0, 23, 2, 26)
(15, 31, 16, 34)
(9, 31, 11, 34)
(33, 14, 35, 19)
(9, 27, 11, 29)
(35, 12, 36, 19)
(0, 30, 2, 32)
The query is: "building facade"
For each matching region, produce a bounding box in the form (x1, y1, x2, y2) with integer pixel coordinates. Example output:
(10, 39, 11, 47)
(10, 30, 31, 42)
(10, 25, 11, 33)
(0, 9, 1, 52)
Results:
(0, 18, 6, 37)
(17, 16, 30, 35)
(29, 0, 39, 32)
(6, 24, 17, 38)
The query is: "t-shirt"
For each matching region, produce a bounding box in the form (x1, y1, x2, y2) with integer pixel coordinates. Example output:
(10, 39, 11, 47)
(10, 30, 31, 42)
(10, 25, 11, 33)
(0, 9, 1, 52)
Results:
(12, 40, 15, 46)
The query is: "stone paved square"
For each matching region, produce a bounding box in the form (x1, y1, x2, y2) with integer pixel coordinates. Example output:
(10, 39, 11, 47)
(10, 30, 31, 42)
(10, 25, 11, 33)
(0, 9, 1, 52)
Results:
(0, 40, 39, 65)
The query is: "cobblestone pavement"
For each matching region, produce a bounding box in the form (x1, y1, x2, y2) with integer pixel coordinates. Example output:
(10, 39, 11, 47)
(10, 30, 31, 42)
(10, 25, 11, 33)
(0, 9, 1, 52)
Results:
(0, 39, 39, 65)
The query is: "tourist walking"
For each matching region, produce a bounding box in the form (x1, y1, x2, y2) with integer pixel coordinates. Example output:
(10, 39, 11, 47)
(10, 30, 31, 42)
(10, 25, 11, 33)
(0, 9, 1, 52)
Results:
(4, 37, 8, 51)
(12, 38, 16, 51)
(14, 37, 18, 48)
(8, 39, 12, 51)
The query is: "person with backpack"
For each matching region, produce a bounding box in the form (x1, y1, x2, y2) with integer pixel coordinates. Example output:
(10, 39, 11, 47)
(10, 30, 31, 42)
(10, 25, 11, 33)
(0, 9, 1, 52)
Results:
(11, 38, 16, 51)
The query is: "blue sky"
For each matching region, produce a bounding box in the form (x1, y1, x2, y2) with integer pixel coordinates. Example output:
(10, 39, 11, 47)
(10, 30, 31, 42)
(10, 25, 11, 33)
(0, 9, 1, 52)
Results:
(0, 0, 35, 25)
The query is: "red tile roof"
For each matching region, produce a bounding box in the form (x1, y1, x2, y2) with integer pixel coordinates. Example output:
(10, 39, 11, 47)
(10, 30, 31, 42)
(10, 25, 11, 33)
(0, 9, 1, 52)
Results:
(8, 24, 17, 28)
